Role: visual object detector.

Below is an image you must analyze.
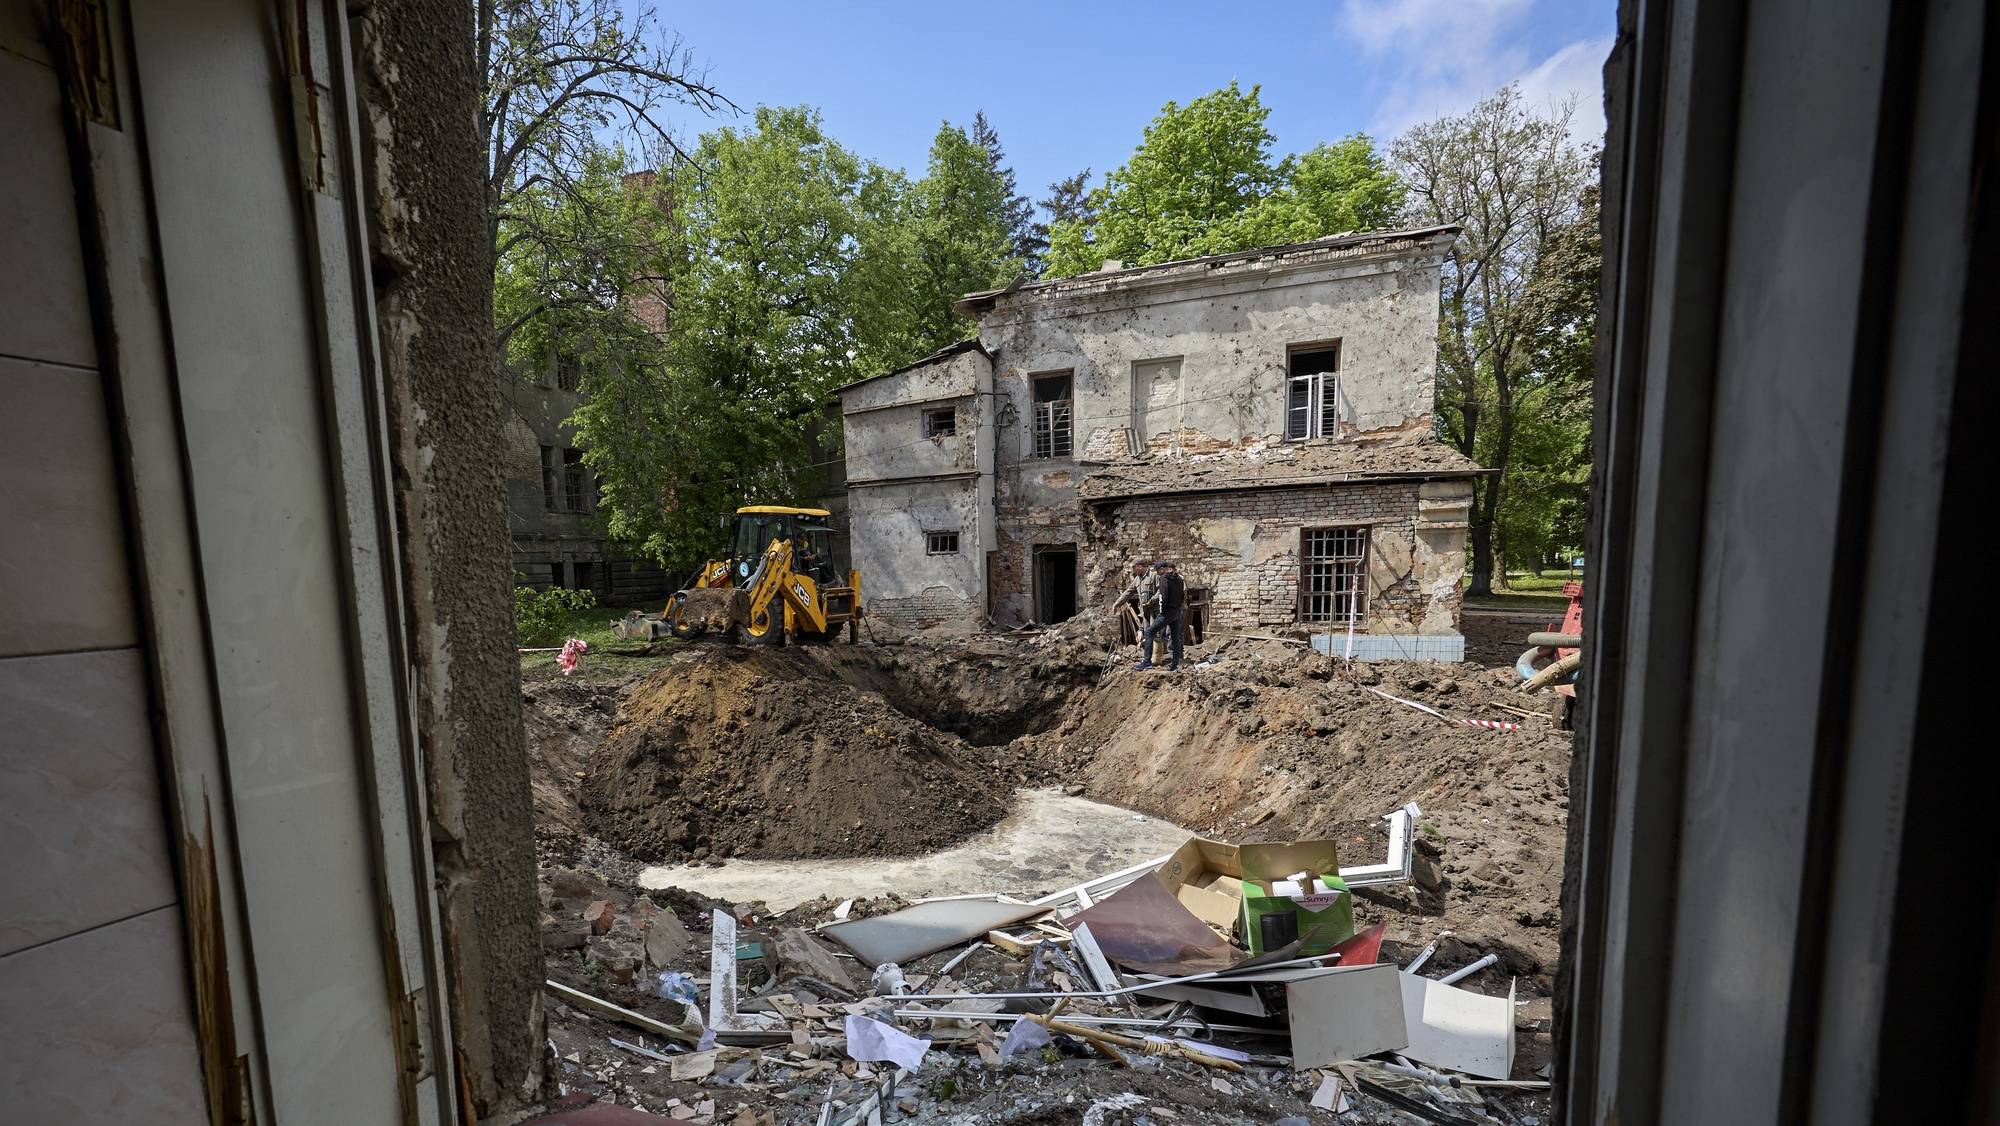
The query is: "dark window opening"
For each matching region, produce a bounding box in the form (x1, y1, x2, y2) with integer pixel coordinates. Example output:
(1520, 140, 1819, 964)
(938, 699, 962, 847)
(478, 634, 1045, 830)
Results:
(540, 445, 558, 510)
(1300, 526, 1367, 625)
(1286, 343, 1341, 441)
(555, 352, 583, 392)
(926, 531, 960, 555)
(1033, 545, 1078, 624)
(1031, 372, 1073, 458)
(561, 448, 589, 513)
(923, 407, 957, 438)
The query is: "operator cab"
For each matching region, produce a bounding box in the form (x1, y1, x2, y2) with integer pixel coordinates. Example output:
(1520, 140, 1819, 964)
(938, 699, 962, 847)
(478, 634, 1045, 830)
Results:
(730, 505, 836, 587)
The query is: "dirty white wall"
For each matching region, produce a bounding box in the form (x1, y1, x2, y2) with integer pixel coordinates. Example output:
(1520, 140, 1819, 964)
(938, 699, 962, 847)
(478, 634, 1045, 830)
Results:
(839, 345, 996, 626)
(978, 233, 1452, 478)
(975, 233, 1457, 626)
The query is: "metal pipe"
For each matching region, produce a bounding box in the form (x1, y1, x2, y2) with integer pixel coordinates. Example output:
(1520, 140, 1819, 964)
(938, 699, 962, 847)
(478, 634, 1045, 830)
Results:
(1435, 953, 1498, 985)
(891, 953, 1339, 1002)
(891, 1009, 1274, 1037)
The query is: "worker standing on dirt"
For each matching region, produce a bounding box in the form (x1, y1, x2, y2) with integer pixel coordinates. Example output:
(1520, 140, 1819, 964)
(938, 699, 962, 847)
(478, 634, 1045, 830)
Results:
(1135, 560, 1185, 671)
(1116, 559, 1168, 665)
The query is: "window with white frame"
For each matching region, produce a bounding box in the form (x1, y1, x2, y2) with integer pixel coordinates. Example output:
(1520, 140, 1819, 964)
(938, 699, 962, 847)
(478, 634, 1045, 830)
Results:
(1285, 343, 1341, 440)
(1031, 371, 1074, 458)
(925, 530, 961, 555)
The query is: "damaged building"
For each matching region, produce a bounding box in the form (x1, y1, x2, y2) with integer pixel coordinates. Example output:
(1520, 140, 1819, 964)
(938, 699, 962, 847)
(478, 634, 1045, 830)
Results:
(835, 226, 1482, 658)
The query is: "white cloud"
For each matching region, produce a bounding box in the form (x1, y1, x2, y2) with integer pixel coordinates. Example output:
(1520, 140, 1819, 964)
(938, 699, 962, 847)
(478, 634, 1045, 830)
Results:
(1337, 0, 1608, 145)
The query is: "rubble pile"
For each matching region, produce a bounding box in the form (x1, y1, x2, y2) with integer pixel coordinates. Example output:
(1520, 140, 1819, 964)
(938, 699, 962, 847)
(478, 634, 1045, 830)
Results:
(524, 617, 1574, 1122)
(538, 825, 1551, 1126)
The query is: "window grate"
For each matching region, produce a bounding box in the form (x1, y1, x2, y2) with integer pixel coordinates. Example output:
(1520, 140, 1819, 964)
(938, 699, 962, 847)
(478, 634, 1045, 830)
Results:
(923, 407, 957, 438)
(925, 531, 960, 555)
(1300, 526, 1368, 624)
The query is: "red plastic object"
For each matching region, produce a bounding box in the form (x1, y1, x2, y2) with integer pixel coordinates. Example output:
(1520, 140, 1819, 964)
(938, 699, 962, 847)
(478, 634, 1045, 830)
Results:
(1328, 921, 1387, 967)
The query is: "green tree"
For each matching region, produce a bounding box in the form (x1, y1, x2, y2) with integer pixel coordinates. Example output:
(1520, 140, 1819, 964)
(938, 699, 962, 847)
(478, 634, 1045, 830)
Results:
(1393, 86, 1596, 593)
(571, 107, 895, 566)
(1032, 168, 1095, 271)
(971, 111, 1038, 271)
(1229, 137, 1404, 247)
(1043, 83, 1403, 277)
(1500, 181, 1600, 572)
(902, 120, 1021, 353)
(480, 0, 727, 352)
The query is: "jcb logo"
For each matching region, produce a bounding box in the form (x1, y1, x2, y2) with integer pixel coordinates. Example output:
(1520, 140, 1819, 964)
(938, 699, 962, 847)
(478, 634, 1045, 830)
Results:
(792, 583, 808, 600)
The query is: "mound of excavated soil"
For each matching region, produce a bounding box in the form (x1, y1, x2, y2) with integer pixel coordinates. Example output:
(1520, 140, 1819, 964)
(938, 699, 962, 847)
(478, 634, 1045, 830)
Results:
(578, 647, 1008, 862)
(1032, 639, 1573, 976)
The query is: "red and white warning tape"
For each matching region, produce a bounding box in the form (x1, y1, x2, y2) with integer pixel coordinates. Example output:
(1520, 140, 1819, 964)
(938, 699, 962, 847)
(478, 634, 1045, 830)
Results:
(1362, 685, 1518, 732)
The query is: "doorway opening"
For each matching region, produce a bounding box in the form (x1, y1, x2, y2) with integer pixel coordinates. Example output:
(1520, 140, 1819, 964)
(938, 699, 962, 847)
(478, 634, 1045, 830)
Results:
(1032, 545, 1078, 624)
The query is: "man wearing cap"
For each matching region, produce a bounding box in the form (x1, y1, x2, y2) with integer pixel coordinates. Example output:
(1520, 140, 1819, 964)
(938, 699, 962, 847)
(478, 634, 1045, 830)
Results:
(1135, 560, 1186, 671)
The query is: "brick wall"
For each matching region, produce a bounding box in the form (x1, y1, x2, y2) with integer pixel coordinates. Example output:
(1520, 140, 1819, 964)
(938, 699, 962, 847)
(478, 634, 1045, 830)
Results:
(1085, 482, 1462, 633)
(869, 586, 983, 629)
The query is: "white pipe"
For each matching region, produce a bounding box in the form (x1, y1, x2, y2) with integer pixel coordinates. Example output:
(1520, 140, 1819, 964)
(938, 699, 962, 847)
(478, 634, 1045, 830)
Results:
(1435, 953, 1498, 985)
(1405, 931, 1449, 974)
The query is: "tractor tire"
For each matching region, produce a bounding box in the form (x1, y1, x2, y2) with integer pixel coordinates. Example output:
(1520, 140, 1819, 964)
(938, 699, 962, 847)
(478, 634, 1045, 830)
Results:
(740, 601, 785, 647)
(665, 593, 706, 640)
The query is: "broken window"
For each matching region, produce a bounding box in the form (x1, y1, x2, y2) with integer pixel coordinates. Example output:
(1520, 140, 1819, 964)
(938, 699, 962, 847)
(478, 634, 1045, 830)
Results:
(923, 407, 957, 438)
(1031, 372, 1073, 459)
(540, 445, 559, 510)
(1286, 343, 1341, 440)
(926, 531, 960, 555)
(562, 448, 589, 513)
(1299, 526, 1368, 625)
(555, 353, 583, 393)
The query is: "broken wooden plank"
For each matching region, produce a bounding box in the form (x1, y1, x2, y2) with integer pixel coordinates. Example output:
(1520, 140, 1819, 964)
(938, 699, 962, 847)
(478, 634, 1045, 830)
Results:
(545, 979, 699, 1044)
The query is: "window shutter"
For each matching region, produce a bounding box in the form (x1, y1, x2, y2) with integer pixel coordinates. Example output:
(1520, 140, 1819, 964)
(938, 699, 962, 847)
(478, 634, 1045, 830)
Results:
(1287, 376, 1311, 440)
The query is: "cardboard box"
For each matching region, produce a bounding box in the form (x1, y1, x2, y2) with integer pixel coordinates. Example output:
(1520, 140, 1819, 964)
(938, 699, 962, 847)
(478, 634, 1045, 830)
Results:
(1240, 873, 1353, 956)
(1155, 836, 1346, 948)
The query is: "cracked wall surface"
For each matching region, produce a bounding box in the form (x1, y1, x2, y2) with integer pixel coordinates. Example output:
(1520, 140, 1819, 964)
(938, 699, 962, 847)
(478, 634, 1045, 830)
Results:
(355, 2, 548, 1115)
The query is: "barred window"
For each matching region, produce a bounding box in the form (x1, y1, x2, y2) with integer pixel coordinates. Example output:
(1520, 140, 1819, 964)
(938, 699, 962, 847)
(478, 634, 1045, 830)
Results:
(923, 407, 957, 437)
(925, 531, 960, 555)
(1300, 526, 1368, 624)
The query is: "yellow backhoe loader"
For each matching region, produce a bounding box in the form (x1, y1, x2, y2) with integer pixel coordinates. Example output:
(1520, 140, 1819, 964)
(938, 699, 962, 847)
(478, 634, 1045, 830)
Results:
(635, 505, 862, 645)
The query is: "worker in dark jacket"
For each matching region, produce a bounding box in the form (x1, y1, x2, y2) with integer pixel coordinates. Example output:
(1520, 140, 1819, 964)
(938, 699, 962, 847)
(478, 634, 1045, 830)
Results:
(1135, 560, 1185, 671)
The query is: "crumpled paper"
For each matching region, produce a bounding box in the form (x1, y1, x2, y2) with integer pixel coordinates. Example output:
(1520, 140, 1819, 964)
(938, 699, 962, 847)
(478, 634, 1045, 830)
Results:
(843, 1014, 930, 1070)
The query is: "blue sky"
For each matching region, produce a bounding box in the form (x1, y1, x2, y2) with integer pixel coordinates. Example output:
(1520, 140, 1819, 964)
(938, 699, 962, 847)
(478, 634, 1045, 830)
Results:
(657, 0, 1614, 201)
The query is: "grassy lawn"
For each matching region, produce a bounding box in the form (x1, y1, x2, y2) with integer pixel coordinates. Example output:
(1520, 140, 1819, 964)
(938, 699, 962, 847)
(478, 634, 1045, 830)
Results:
(518, 602, 683, 682)
(1462, 570, 1581, 612)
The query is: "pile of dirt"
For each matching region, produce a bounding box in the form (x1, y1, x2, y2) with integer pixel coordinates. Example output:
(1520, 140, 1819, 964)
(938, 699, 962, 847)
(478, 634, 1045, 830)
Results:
(1036, 637, 1572, 976)
(808, 633, 1103, 745)
(577, 646, 1009, 863)
(520, 676, 626, 846)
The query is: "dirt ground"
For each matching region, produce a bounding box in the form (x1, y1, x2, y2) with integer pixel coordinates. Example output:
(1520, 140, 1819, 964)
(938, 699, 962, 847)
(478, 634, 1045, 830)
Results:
(525, 611, 1572, 1124)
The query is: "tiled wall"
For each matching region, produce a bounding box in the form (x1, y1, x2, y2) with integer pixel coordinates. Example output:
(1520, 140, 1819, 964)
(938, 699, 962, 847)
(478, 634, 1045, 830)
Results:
(0, 16, 208, 1120)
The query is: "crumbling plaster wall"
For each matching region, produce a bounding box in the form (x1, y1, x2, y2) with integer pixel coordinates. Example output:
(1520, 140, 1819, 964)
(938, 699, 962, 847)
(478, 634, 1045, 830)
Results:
(980, 246, 1447, 625)
(1087, 480, 1471, 635)
(848, 480, 985, 627)
(840, 347, 989, 483)
(355, 1, 547, 1115)
(840, 347, 995, 626)
(979, 250, 1445, 471)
